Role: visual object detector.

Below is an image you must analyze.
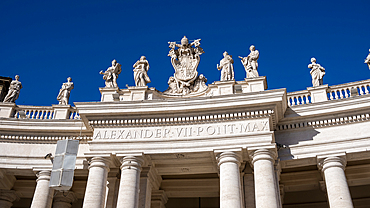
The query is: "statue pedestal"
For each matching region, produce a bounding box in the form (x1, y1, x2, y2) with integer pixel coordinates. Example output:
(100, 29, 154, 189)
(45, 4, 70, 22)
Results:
(52, 104, 72, 119)
(0, 102, 16, 118)
(127, 86, 149, 101)
(244, 76, 267, 92)
(99, 87, 119, 102)
(307, 84, 328, 103)
(213, 80, 236, 96)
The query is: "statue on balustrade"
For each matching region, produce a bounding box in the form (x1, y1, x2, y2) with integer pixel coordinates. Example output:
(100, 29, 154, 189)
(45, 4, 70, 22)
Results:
(100, 59, 122, 88)
(308, 57, 326, 87)
(57, 77, 74, 105)
(164, 36, 207, 95)
(217, 51, 234, 81)
(3, 75, 22, 103)
(133, 56, 151, 87)
(239, 45, 259, 78)
(365, 49, 370, 70)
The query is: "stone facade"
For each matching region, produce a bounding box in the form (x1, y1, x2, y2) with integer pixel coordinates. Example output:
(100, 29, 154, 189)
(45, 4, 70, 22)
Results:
(1, 41, 370, 207)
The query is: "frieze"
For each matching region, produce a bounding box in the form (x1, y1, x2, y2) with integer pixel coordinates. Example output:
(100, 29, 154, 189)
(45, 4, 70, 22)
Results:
(93, 120, 269, 140)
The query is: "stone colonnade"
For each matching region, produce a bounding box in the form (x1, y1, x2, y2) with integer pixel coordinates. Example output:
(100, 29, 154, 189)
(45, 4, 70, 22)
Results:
(21, 152, 355, 208)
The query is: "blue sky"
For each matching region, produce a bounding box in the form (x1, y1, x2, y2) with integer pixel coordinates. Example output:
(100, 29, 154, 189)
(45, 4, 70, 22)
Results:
(1, 0, 369, 106)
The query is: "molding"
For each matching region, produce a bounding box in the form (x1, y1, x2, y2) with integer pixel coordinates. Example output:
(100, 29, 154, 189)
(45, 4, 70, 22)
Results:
(277, 111, 370, 131)
(89, 109, 276, 128)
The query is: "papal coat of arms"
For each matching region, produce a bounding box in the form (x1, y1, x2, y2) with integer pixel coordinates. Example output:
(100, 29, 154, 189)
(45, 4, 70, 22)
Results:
(164, 36, 208, 95)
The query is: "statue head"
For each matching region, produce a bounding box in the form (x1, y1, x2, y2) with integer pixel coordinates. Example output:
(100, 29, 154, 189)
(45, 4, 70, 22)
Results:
(140, 56, 146, 60)
(112, 59, 117, 65)
(181, 36, 189, 46)
(67, 77, 72, 82)
(311, 57, 316, 63)
(15, 75, 19, 80)
(250, 45, 255, 51)
(223, 51, 228, 57)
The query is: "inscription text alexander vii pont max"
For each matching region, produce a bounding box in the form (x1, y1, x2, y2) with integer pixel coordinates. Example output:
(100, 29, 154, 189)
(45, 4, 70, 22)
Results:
(93, 120, 269, 140)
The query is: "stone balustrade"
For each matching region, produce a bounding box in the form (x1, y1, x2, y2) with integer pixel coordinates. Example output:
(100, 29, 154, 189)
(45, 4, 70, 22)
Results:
(0, 105, 80, 119)
(327, 79, 370, 100)
(287, 79, 370, 106)
(14, 105, 54, 119)
(287, 90, 311, 106)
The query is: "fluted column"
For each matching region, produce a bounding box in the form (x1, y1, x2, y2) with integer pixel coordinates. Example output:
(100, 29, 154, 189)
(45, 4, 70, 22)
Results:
(318, 156, 354, 208)
(82, 157, 111, 208)
(217, 151, 242, 208)
(116, 156, 144, 208)
(53, 191, 77, 208)
(30, 170, 54, 208)
(250, 149, 279, 208)
(0, 189, 20, 208)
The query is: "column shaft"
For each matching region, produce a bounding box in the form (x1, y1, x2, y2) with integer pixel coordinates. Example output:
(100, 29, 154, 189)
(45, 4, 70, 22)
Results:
(217, 151, 242, 208)
(321, 157, 354, 208)
(251, 149, 279, 208)
(30, 170, 54, 208)
(53, 191, 77, 208)
(116, 156, 144, 208)
(82, 157, 111, 208)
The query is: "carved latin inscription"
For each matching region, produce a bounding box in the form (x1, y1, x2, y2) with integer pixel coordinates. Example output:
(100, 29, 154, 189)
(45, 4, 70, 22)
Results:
(93, 120, 269, 140)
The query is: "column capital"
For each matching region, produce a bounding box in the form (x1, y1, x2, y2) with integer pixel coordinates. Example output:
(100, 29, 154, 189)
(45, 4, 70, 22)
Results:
(249, 148, 277, 167)
(35, 170, 52, 182)
(216, 151, 242, 167)
(0, 189, 20, 203)
(119, 156, 144, 171)
(88, 157, 111, 171)
(53, 191, 77, 204)
(151, 190, 168, 204)
(317, 156, 347, 172)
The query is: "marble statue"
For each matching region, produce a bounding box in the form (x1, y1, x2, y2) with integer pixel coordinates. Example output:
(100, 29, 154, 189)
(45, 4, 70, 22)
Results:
(308, 57, 326, 87)
(191, 74, 208, 92)
(165, 36, 207, 95)
(3, 75, 22, 103)
(239, 45, 259, 78)
(57, 77, 74, 105)
(217, 51, 234, 81)
(100, 59, 122, 88)
(133, 56, 151, 87)
(365, 49, 370, 69)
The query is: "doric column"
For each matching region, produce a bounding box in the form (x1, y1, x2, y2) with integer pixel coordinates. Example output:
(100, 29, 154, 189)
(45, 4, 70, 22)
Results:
(151, 190, 168, 208)
(318, 156, 354, 208)
(82, 157, 111, 208)
(0, 190, 20, 208)
(116, 156, 144, 208)
(53, 191, 77, 208)
(30, 170, 54, 208)
(216, 151, 242, 208)
(250, 149, 279, 208)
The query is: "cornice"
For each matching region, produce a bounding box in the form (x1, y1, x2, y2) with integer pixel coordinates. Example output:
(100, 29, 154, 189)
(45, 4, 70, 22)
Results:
(89, 109, 276, 129)
(277, 111, 370, 131)
(75, 89, 286, 119)
(0, 134, 92, 143)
